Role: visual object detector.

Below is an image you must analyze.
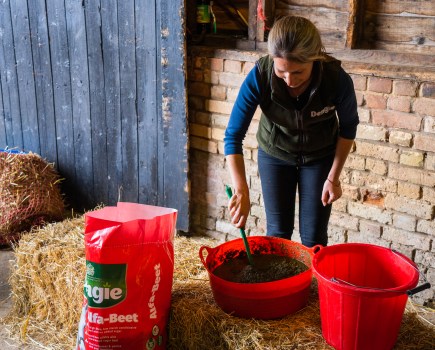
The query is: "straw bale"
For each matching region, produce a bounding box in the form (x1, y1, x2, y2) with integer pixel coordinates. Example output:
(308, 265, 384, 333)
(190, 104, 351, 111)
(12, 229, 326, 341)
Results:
(0, 151, 64, 244)
(2, 217, 85, 349)
(1, 222, 434, 350)
(173, 235, 215, 283)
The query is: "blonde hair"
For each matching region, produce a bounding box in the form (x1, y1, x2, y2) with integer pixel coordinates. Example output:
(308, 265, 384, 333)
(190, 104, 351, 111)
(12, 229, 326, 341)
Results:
(267, 16, 326, 63)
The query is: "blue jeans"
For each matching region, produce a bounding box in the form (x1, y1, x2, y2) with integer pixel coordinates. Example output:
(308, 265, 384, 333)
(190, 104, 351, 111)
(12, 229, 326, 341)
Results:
(257, 147, 333, 247)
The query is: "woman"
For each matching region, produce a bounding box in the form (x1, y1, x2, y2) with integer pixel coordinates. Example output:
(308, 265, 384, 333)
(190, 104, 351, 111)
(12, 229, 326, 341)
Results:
(224, 16, 359, 247)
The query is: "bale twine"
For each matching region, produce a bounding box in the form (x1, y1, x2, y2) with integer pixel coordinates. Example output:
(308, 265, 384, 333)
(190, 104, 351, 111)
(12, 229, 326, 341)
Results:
(0, 150, 64, 244)
(2, 221, 434, 350)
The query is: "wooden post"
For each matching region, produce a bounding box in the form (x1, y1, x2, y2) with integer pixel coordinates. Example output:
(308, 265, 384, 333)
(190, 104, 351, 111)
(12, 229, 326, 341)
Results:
(346, 0, 364, 49)
(256, 0, 275, 43)
(248, 0, 258, 41)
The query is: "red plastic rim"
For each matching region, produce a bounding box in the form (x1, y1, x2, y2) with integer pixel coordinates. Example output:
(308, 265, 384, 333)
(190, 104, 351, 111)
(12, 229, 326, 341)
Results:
(312, 243, 419, 296)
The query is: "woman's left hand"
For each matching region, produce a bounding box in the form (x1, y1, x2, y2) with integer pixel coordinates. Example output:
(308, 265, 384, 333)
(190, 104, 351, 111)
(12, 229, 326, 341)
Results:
(322, 178, 343, 206)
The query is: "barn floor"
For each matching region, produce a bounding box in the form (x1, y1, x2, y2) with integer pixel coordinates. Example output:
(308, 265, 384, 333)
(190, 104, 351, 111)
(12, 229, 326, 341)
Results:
(0, 248, 39, 350)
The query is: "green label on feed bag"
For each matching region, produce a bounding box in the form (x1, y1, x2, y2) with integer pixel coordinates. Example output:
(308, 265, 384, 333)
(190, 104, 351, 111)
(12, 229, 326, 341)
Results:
(84, 261, 127, 308)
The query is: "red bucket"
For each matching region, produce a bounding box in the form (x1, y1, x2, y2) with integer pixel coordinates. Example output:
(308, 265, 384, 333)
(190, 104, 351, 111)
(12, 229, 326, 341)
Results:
(312, 243, 430, 350)
(199, 236, 321, 319)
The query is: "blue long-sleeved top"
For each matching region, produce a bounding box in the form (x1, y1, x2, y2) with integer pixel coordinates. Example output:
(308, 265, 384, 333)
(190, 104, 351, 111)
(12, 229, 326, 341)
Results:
(224, 63, 359, 156)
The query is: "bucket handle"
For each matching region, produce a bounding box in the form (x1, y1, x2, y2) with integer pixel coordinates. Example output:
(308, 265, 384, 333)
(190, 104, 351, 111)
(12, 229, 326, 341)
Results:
(391, 249, 431, 296)
(311, 244, 323, 254)
(331, 249, 431, 295)
(331, 277, 430, 295)
(199, 245, 213, 271)
(406, 282, 432, 296)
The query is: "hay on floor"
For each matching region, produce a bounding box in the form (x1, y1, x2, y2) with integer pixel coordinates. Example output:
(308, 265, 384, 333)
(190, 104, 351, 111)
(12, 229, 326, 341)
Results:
(169, 281, 328, 350)
(1, 219, 434, 350)
(169, 278, 435, 350)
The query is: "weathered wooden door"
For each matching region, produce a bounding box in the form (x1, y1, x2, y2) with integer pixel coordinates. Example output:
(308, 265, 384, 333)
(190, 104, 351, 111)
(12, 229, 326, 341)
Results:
(0, 0, 189, 230)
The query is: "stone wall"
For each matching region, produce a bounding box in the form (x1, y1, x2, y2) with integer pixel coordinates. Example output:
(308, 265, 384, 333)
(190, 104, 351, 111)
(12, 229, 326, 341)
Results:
(187, 47, 435, 306)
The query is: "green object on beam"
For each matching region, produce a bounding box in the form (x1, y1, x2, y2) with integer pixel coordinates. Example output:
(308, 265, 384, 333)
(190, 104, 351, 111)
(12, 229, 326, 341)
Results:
(225, 185, 255, 266)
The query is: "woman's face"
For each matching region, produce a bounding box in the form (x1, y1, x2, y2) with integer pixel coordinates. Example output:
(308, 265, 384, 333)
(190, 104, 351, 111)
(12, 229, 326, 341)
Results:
(273, 57, 313, 89)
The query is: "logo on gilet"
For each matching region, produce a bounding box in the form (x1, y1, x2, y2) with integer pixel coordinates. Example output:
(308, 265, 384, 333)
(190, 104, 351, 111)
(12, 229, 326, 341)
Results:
(311, 105, 336, 117)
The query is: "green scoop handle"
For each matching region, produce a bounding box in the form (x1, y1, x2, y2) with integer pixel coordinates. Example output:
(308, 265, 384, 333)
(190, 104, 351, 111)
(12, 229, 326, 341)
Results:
(225, 185, 254, 266)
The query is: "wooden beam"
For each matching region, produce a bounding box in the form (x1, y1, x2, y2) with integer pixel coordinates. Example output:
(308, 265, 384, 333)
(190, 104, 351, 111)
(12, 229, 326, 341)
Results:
(331, 49, 435, 82)
(188, 46, 435, 82)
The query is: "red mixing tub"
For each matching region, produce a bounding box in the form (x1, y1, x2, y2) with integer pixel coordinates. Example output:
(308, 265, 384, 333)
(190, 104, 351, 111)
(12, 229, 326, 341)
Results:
(199, 236, 321, 319)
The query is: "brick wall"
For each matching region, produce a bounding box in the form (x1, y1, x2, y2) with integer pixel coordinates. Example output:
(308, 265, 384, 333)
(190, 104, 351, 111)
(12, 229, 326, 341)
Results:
(187, 48, 435, 306)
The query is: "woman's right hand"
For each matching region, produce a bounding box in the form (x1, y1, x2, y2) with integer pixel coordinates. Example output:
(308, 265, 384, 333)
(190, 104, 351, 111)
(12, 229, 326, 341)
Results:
(226, 154, 250, 228)
(228, 188, 250, 229)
